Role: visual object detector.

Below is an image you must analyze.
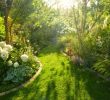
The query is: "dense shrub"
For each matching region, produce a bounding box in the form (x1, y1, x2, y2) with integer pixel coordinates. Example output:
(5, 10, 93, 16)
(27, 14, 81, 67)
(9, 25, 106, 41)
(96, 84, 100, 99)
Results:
(0, 41, 39, 83)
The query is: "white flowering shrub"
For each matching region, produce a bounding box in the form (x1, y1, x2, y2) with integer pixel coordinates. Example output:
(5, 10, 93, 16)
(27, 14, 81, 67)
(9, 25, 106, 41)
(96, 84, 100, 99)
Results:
(4, 44, 13, 52)
(0, 41, 6, 48)
(7, 60, 13, 66)
(13, 62, 19, 68)
(1, 50, 9, 60)
(0, 41, 39, 83)
(0, 47, 2, 53)
(20, 54, 29, 62)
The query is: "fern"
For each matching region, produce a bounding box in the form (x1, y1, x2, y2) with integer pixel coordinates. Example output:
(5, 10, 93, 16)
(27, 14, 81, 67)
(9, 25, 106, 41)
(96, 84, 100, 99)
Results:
(93, 59, 110, 78)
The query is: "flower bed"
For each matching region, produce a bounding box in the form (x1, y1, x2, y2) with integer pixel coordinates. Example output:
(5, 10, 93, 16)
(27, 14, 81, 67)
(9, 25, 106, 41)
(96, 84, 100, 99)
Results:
(0, 66, 42, 96)
(0, 41, 40, 93)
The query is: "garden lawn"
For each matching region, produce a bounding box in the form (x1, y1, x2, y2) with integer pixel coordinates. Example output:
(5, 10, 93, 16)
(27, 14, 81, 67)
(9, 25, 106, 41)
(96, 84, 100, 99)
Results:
(0, 46, 110, 100)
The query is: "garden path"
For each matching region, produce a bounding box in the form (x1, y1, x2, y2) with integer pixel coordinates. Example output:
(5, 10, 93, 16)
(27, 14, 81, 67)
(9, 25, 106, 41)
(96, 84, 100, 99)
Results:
(0, 46, 110, 100)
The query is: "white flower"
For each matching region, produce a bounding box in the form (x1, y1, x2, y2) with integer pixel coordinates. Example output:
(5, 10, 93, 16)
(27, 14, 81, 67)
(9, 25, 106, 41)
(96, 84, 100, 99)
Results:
(1, 49, 9, 60)
(0, 41, 6, 48)
(20, 54, 29, 62)
(4, 44, 13, 52)
(14, 62, 19, 68)
(0, 47, 2, 53)
(7, 60, 13, 66)
(27, 40, 29, 43)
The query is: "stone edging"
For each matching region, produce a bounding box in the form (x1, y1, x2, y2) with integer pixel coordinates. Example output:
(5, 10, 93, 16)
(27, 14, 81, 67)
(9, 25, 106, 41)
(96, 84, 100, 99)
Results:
(0, 61, 42, 96)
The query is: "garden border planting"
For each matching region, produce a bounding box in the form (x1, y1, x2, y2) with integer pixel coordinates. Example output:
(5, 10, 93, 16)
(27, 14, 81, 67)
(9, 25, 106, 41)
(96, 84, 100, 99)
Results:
(63, 52, 110, 81)
(85, 67, 110, 81)
(0, 61, 42, 96)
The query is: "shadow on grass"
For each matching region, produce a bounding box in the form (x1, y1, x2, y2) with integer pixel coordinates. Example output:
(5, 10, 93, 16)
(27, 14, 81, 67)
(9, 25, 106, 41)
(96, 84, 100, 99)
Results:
(68, 61, 110, 100)
(0, 71, 58, 100)
(45, 80, 57, 100)
(1, 51, 110, 100)
(65, 81, 74, 100)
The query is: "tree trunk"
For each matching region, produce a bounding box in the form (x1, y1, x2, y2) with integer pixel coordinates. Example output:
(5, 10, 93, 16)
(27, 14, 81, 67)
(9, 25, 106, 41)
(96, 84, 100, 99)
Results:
(4, 6, 10, 43)
(4, 0, 13, 44)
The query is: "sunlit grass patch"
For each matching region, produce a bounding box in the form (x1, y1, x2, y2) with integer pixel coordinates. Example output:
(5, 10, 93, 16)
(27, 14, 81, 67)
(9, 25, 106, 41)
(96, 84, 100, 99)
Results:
(0, 46, 110, 100)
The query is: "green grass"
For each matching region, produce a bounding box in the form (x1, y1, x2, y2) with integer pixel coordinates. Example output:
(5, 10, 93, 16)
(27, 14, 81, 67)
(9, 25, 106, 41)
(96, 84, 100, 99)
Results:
(0, 83, 19, 92)
(0, 45, 110, 100)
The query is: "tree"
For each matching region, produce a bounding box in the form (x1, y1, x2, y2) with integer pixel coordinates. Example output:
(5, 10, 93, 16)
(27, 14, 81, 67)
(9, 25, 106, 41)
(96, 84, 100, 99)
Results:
(0, 0, 34, 43)
(1, 0, 13, 43)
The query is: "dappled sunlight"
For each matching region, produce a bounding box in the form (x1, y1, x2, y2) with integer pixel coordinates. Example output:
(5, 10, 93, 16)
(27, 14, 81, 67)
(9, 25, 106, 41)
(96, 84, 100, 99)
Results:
(0, 0, 110, 99)
(44, 0, 77, 9)
(1, 46, 110, 100)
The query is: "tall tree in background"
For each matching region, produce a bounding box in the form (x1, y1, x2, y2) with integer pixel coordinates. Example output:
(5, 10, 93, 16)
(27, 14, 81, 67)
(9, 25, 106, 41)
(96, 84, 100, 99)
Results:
(0, 0, 13, 43)
(9, 0, 34, 43)
(0, 0, 34, 43)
